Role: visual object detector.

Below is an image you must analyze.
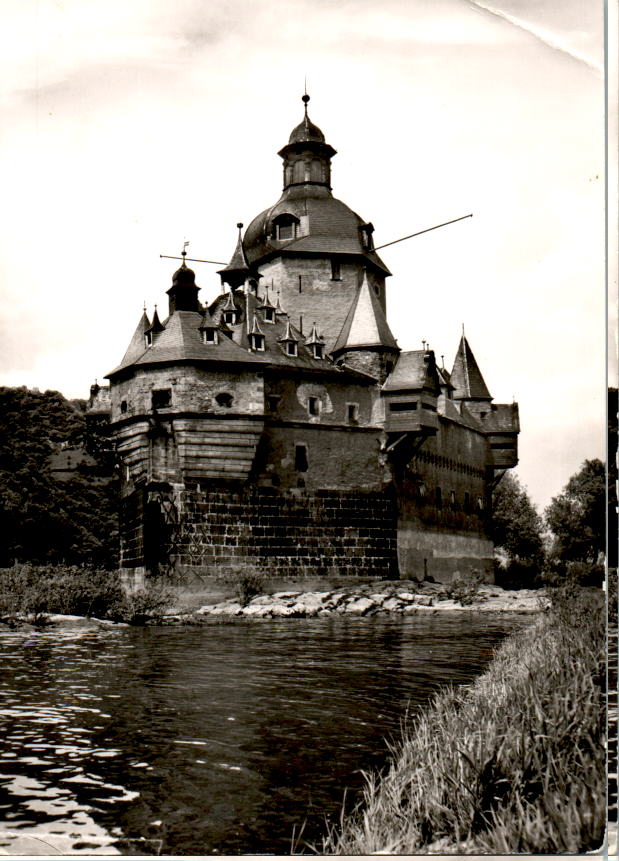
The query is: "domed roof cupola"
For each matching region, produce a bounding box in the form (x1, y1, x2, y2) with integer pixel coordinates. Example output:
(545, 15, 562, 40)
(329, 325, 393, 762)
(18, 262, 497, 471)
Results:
(278, 94, 336, 191)
(288, 95, 326, 144)
(167, 247, 200, 314)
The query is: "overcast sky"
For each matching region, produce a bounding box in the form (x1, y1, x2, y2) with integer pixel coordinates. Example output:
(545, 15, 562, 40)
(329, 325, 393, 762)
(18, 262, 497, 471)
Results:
(0, 0, 608, 512)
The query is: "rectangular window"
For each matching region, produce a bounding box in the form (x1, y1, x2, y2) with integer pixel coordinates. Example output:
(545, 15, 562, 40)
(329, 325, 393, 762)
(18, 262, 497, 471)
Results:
(151, 389, 171, 409)
(267, 395, 281, 412)
(435, 487, 442, 509)
(346, 403, 359, 423)
(464, 492, 471, 512)
(331, 260, 341, 280)
(491, 442, 516, 450)
(203, 328, 217, 344)
(308, 396, 319, 416)
(389, 401, 417, 412)
(286, 341, 298, 356)
(421, 401, 437, 412)
(278, 222, 294, 240)
(295, 444, 308, 472)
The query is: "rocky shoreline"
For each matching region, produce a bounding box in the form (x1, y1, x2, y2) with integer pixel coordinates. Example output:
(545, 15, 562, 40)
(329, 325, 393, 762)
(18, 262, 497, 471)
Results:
(0, 583, 548, 631)
(184, 581, 547, 622)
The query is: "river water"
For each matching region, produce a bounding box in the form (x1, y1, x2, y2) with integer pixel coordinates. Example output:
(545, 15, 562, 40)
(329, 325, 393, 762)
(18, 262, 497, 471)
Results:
(0, 615, 521, 855)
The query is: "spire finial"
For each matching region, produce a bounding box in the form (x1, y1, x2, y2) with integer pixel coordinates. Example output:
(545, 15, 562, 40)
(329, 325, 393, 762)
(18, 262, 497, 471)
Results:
(182, 239, 189, 267)
(143, 300, 147, 312)
(422, 339, 427, 350)
(237, 222, 243, 232)
(462, 322, 465, 337)
(302, 84, 310, 117)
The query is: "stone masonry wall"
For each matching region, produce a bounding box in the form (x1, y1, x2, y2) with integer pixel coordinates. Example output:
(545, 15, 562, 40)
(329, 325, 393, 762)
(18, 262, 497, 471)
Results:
(258, 257, 385, 352)
(173, 484, 398, 581)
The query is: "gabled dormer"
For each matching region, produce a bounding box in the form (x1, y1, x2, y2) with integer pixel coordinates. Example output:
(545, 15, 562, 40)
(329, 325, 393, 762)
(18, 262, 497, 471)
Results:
(222, 290, 241, 326)
(305, 321, 325, 359)
(278, 319, 299, 357)
(248, 316, 266, 351)
(198, 308, 219, 345)
(257, 289, 277, 324)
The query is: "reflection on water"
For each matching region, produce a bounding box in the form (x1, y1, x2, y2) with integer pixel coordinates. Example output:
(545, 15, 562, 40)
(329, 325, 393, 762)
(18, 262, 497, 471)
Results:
(0, 615, 520, 854)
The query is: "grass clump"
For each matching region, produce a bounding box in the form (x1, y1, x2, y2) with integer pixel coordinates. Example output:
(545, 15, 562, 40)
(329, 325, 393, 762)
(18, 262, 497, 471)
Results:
(321, 584, 605, 855)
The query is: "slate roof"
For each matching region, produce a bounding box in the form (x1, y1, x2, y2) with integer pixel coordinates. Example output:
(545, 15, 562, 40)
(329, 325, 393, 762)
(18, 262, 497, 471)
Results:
(108, 291, 372, 382)
(475, 402, 520, 433)
(382, 351, 441, 394)
(450, 334, 492, 400)
(243, 185, 391, 275)
(332, 271, 398, 354)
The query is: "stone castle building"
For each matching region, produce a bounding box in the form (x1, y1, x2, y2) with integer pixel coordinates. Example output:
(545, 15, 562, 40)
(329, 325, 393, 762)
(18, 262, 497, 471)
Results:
(91, 95, 519, 585)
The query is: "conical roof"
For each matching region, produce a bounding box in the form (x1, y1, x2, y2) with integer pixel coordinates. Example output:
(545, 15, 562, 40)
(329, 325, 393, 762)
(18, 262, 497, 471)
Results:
(450, 334, 492, 400)
(118, 310, 150, 367)
(332, 271, 398, 355)
(217, 224, 255, 288)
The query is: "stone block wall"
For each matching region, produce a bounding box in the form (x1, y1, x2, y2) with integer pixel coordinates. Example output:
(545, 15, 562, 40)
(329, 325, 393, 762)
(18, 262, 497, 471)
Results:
(173, 484, 398, 581)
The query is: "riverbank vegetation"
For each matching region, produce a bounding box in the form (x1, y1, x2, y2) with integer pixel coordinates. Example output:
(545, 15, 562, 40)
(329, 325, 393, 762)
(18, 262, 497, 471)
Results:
(0, 565, 173, 627)
(321, 584, 605, 855)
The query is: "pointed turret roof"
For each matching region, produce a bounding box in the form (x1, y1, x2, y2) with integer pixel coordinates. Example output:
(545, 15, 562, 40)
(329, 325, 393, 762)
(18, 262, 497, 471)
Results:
(450, 333, 492, 400)
(332, 271, 398, 355)
(118, 310, 151, 367)
(145, 307, 164, 335)
(217, 223, 257, 288)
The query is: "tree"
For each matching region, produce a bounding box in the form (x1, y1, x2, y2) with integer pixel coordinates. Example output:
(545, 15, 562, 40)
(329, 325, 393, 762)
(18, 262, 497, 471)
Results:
(491, 473, 545, 588)
(0, 386, 118, 568)
(492, 473, 545, 562)
(545, 458, 606, 565)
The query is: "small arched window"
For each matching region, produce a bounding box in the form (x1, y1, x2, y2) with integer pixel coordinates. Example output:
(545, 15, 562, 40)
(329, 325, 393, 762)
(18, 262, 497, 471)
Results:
(215, 393, 233, 408)
(273, 214, 300, 241)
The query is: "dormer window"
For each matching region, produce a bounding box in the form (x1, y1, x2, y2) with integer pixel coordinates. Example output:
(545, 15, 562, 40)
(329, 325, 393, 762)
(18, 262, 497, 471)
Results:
(224, 310, 238, 326)
(264, 307, 275, 323)
(145, 332, 153, 347)
(359, 222, 375, 251)
(202, 328, 218, 344)
(286, 341, 298, 357)
(331, 259, 341, 281)
(274, 214, 299, 241)
(250, 332, 265, 351)
(312, 343, 324, 359)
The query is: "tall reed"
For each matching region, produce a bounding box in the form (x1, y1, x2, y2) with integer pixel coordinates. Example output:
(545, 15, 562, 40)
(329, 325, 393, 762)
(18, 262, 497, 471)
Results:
(321, 587, 605, 855)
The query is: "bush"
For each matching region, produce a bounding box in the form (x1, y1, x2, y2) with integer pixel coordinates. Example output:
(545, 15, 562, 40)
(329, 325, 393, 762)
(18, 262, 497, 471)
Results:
(544, 560, 605, 589)
(235, 570, 265, 607)
(444, 569, 485, 605)
(112, 581, 174, 625)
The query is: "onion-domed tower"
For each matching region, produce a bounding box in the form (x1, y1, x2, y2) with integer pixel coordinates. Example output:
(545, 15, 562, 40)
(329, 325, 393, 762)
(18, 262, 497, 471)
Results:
(241, 94, 391, 351)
